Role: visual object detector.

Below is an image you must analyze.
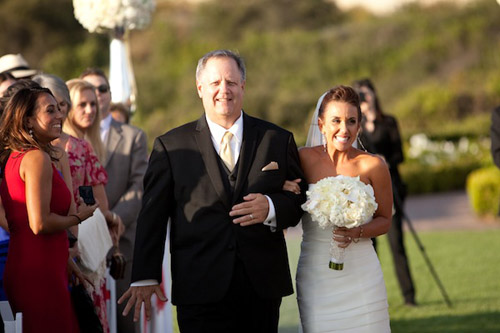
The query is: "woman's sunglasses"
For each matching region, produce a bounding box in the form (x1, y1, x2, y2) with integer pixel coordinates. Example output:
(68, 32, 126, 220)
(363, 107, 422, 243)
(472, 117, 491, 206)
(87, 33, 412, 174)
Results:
(95, 84, 109, 93)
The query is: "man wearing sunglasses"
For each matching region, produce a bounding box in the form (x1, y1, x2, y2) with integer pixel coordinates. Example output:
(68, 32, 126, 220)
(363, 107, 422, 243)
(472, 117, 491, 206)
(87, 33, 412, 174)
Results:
(80, 67, 148, 333)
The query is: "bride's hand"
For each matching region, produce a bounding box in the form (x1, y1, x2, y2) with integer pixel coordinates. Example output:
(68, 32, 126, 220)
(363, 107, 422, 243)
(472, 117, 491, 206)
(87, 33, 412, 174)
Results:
(333, 227, 354, 248)
(282, 178, 302, 194)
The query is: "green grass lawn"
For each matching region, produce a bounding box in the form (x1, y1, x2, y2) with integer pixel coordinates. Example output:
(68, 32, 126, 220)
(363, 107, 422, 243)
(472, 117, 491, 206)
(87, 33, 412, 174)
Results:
(168, 229, 500, 332)
(279, 229, 500, 333)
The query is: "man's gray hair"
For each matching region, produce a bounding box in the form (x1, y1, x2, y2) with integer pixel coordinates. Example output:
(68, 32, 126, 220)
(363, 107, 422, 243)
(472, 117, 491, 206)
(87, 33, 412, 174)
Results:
(196, 49, 246, 82)
(32, 73, 72, 109)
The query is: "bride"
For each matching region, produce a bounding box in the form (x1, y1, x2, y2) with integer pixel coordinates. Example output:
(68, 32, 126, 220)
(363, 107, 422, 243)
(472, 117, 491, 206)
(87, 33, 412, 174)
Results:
(285, 85, 393, 332)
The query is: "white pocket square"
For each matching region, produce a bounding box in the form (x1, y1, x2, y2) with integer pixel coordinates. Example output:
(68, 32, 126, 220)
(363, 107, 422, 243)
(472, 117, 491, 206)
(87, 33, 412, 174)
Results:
(262, 161, 279, 171)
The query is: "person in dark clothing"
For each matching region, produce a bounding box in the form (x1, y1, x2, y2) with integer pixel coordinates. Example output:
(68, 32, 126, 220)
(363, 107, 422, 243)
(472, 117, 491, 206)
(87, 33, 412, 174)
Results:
(353, 78, 417, 306)
(491, 106, 500, 169)
(490, 106, 500, 215)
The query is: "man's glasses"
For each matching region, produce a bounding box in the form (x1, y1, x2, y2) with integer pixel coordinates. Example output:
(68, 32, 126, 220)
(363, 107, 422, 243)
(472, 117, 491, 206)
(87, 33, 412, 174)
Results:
(95, 84, 109, 94)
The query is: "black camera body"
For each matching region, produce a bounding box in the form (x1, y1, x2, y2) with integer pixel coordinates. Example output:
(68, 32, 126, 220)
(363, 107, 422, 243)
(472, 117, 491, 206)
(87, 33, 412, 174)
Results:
(358, 91, 366, 103)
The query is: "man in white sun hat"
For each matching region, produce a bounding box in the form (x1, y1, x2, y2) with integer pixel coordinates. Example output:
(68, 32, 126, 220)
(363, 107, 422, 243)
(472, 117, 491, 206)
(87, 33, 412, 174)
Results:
(0, 54, 38, 79)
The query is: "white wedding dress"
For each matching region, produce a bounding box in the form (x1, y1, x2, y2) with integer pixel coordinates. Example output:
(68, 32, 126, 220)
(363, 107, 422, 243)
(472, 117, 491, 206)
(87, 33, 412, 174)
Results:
(296, 190, 391, 333)
(296, 91, 391, 332)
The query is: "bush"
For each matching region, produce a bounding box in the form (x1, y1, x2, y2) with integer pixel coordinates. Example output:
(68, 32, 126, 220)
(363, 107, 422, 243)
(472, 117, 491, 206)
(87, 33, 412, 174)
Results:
(401, 160, 483, 195)
(466, 166, 500, 217)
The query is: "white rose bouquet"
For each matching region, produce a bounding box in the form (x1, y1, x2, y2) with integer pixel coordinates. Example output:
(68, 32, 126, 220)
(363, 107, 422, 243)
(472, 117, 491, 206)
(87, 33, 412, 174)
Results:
(301, 175, 378, 270)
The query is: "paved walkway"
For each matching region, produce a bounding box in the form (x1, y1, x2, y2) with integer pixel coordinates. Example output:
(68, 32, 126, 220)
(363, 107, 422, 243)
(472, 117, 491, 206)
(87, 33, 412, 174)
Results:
(402, 190, 499, 231)
(287, 190, 500, 237)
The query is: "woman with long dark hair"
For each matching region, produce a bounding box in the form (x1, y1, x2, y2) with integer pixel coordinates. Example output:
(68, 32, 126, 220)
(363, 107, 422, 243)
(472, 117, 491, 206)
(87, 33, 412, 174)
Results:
(0, 86, 97, 332)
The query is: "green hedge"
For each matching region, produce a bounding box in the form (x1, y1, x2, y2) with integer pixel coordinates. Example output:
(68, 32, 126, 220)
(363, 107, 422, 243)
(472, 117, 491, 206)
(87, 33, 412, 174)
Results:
(466, 166, 500, 217)
(400, 160, 483, 195)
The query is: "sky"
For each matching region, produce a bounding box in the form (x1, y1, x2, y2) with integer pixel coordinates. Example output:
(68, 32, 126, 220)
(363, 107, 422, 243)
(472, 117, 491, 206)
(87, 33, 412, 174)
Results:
(335, 0, 477, 14)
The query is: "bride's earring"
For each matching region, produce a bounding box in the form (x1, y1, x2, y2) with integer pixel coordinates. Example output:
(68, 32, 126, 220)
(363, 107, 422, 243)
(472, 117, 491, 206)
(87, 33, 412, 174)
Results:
(357, 135, 367, 152)
(322, 133, 327, 153)
(28, 128, 33, 139)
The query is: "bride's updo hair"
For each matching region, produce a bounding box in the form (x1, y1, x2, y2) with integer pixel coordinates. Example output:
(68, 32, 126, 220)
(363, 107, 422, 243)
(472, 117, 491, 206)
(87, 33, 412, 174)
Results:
(318, 85, 362, 122)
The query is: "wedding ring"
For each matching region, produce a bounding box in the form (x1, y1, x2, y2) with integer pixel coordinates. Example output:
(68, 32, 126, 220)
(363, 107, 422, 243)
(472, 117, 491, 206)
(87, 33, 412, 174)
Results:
(250, 214, 254, 220)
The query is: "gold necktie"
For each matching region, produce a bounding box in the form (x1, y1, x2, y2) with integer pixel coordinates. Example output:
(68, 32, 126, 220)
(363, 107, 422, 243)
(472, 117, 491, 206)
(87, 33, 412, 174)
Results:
(220, 131, 234, 171)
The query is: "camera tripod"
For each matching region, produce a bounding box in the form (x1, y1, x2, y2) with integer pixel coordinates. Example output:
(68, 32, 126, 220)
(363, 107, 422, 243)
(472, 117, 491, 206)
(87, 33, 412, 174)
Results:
(393, 187, 453, 308)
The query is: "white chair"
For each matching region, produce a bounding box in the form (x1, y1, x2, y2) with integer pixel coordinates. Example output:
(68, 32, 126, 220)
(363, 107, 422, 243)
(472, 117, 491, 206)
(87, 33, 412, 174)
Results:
(0, 301, 22, 333)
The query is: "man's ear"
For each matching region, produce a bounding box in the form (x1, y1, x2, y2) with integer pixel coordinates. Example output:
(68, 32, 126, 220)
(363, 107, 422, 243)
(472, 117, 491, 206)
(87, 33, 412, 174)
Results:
(196, 81, 203, 98)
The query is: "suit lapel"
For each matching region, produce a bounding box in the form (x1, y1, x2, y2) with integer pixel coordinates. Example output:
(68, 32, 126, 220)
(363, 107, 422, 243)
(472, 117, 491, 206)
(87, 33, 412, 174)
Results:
(194, 116, 231, 208)
(233, 113, 259, 205)
(104, 119, 122, 167)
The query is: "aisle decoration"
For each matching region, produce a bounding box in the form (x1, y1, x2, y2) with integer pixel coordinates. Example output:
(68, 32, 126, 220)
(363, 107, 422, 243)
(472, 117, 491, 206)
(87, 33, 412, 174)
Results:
(73, 0, 155, 111)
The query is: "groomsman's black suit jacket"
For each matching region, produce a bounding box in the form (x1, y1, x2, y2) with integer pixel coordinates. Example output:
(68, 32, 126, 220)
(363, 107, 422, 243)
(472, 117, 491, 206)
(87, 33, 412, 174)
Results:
(132, 112, 307, 305)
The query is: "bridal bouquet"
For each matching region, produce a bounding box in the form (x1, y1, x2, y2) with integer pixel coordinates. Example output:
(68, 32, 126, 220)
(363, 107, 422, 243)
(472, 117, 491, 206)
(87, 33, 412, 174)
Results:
(73, 0, 155, 33)
(301, 175, 378, 270)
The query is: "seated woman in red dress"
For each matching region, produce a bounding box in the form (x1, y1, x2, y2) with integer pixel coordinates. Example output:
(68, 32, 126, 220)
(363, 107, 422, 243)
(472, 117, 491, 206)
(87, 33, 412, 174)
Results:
(0, 86, 97, 333)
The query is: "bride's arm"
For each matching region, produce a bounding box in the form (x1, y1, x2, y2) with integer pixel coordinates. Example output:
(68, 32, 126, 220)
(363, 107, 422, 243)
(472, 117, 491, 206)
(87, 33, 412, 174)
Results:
(360, 156, 393, 237)
(282, 179, 301, 194)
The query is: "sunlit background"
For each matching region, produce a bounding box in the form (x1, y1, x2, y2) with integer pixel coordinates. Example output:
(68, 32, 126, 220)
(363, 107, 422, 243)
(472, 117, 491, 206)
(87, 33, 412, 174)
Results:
(2, 0, 499, 331)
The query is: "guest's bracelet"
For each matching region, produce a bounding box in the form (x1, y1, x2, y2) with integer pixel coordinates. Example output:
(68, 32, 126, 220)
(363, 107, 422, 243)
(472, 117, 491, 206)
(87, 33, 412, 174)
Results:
(70, 214, 82, 224)
(353, 226, 363, 243)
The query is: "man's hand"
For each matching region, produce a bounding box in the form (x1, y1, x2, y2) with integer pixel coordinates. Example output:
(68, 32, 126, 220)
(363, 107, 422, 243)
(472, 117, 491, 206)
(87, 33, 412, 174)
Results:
(229, 193, 269, 226)
(117, 285, 167, 322)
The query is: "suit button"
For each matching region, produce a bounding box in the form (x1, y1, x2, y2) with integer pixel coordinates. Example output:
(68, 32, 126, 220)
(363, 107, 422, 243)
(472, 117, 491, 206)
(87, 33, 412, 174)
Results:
(227, 244, 235, 251)
(229, 175, 236, 181)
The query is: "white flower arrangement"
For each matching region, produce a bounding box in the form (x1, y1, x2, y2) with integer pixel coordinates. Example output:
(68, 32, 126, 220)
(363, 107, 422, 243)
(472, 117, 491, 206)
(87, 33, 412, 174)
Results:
(73, 0, 155, 33)
(301, 175, 378, 270)
(407, 133, 490, 166)
(302, 175, 378, 229)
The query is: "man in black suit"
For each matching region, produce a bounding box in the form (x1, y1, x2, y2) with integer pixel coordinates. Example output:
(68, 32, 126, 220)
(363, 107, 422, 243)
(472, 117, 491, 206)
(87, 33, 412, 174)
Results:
(119, 49, 307, 332)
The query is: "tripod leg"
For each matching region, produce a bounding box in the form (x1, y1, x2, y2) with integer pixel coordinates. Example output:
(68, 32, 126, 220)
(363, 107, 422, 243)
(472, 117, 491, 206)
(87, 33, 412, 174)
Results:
(402, 212, 453, 308)
(392, 185, 452, 308)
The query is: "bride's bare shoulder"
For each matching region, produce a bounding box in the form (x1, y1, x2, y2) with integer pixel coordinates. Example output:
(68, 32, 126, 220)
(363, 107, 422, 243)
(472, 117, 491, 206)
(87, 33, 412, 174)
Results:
(356, 150, 389, 173)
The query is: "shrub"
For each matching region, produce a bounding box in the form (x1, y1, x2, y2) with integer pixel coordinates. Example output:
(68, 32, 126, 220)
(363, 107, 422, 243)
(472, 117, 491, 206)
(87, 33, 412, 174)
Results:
(401, 160, 483, 195)
(466, 166, 500, 217)
(400, 134, 490, 195)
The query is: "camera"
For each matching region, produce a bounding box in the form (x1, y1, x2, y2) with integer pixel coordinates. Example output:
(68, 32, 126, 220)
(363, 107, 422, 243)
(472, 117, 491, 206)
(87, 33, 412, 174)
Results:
(358, 92, 366, 103)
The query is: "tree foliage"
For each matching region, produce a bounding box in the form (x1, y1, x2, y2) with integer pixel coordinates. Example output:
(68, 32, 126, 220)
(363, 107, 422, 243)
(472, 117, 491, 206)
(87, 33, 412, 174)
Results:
(0, 0, 108, 80)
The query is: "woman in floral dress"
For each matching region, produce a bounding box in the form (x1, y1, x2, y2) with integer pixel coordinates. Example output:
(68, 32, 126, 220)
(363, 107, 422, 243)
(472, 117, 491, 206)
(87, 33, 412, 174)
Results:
(35, 75, 123, 332)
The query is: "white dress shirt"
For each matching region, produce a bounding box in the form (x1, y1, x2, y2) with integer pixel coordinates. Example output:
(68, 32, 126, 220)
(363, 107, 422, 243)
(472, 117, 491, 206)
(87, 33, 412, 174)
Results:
(100, 113, 113, 143)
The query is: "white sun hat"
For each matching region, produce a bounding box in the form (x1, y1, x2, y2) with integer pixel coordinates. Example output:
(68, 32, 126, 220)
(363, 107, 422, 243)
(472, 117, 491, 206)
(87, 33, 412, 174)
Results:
(0, 54, 38, 79)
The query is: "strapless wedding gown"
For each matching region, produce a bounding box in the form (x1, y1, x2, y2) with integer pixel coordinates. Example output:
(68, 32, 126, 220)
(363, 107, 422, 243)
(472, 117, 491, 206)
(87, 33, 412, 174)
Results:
(296, 211, 391, 332)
